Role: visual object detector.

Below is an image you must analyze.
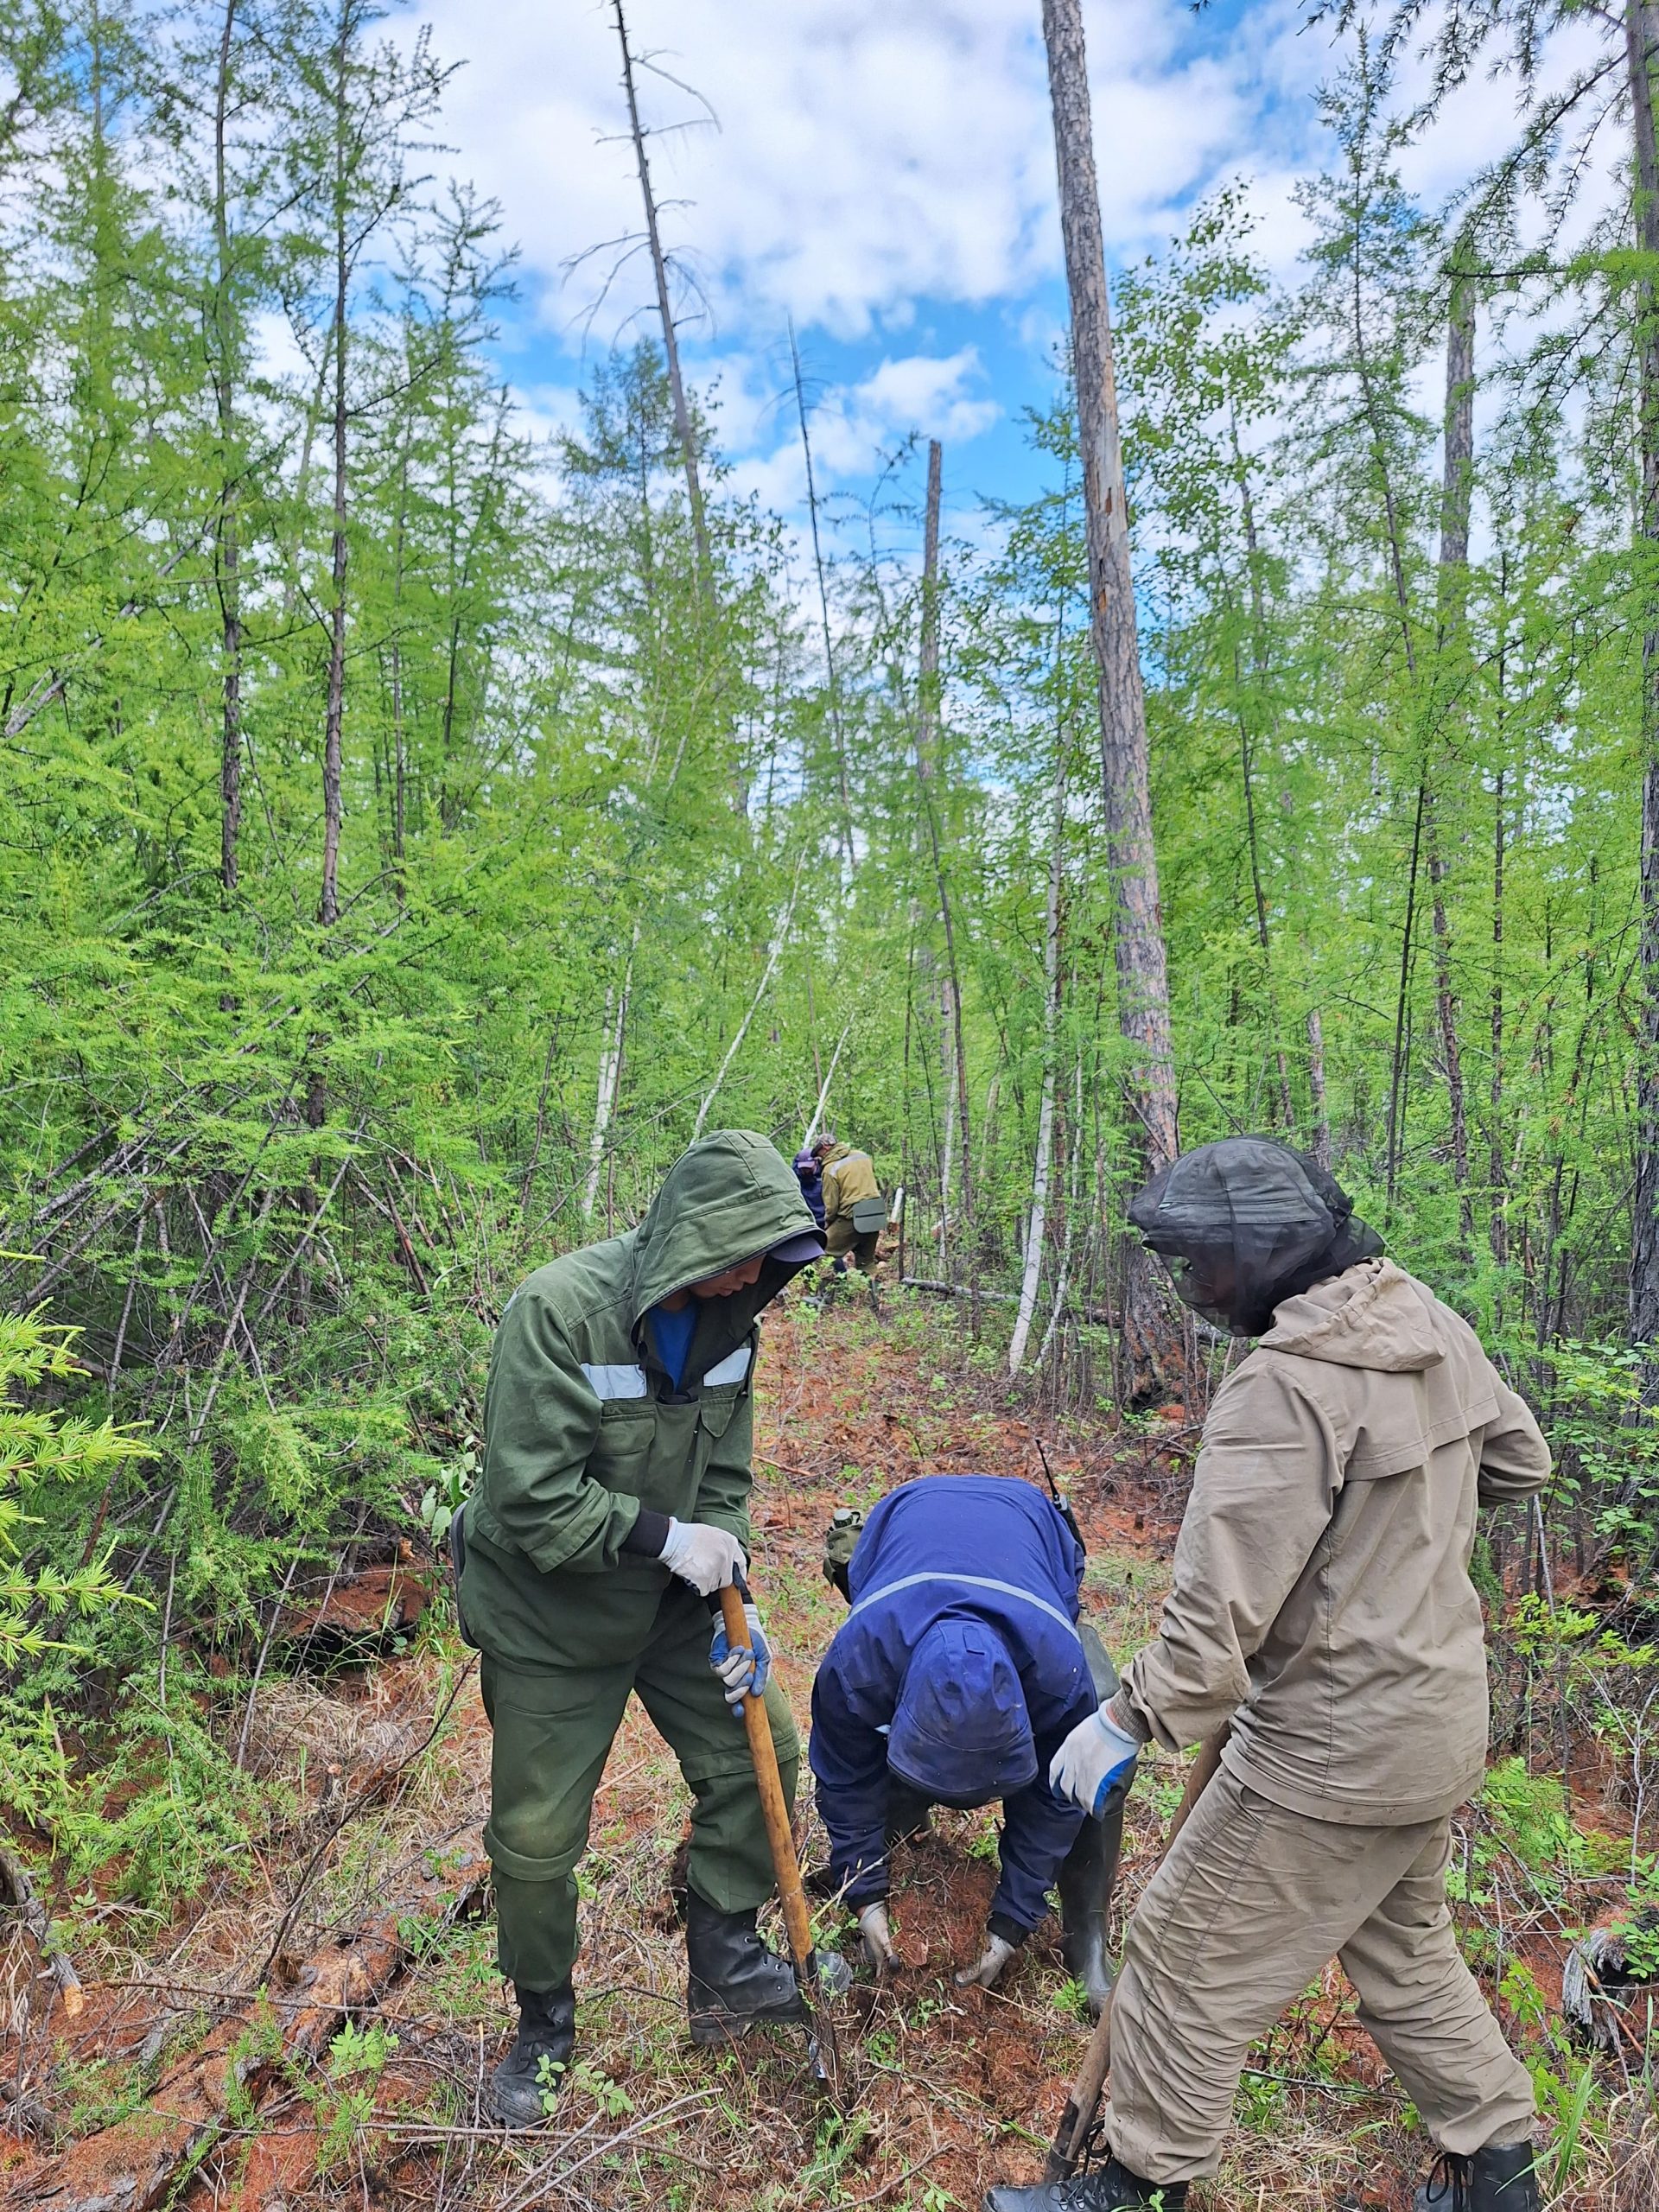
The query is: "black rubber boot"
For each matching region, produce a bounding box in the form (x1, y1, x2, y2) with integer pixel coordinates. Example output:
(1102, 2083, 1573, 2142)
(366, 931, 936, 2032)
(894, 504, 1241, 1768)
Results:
(1057, 1802, 1124, 2020)
(489, 1982, 575, 2127)
(982, 2156, 1188, 2210)
(684, 1888, 806, 2045)
(1414, 2143, 1539, 2212)
(886, 1777, 935, 1848)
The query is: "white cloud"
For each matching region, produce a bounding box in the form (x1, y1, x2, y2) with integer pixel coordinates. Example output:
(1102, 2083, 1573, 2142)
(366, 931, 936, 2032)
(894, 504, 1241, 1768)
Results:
(409, 0, 1330, 352)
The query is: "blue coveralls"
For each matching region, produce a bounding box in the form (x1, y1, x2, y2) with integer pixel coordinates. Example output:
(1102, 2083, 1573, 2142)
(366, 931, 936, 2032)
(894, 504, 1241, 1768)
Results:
(810, 1475, 1101, 1943)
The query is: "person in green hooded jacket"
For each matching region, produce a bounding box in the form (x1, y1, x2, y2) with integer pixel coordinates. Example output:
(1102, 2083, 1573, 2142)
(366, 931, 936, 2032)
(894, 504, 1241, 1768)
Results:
(456, 1130, 826, 2125)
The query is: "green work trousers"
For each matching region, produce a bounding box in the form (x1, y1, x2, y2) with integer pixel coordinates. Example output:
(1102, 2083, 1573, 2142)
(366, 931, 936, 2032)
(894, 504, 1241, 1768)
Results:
(823, 1221, 880, 1270)
(480, 1584, 799, 1993)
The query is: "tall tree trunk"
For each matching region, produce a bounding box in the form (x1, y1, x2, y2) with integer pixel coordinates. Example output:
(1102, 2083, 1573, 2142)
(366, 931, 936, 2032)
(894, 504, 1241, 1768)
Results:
(212, 0, 242, 898)
(1625, 0, 1659, 1362)
(913, 440, 973, 1258)
(1306, 1005, 1331, 1170)
(319, 14, 349, 931)
(1041, 0, 1177, 1181)
(1231, 428, 1294, 1128)
(583, 942, 635, 1223)
(1009, 749, 1065, 1375)
(613, 0, 711, 595)
(790, 317, 854, 865)
(1430, 276, 1476, 1248)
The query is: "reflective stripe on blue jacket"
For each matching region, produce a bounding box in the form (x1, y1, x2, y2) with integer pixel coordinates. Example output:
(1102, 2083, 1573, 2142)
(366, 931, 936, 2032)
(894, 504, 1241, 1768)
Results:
(809, 1474, 1098, 1936)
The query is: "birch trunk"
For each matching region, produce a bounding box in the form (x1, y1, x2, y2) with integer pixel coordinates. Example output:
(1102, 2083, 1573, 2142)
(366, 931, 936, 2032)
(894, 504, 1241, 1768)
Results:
(583, 944, 634, 1222)
(1040, 0, 1176, 1176)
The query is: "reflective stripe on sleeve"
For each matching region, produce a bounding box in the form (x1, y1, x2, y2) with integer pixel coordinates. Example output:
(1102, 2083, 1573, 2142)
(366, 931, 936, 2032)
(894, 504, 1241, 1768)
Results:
(847, 1572, 1084, 1644)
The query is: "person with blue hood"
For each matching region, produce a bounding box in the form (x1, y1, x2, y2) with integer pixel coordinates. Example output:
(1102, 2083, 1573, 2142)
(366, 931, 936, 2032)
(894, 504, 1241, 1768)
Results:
(792, 1147, 827, 1230)
(810, 1474, 1132, 2011)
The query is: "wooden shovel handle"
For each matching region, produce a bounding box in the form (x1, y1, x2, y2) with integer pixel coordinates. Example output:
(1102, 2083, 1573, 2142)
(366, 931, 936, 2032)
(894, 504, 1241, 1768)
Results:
(719, 1583, 815, 1972)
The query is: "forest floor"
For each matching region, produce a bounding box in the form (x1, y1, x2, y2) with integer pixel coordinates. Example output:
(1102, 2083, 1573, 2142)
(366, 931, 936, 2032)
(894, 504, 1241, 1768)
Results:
(0, 1288, 1649, 2210)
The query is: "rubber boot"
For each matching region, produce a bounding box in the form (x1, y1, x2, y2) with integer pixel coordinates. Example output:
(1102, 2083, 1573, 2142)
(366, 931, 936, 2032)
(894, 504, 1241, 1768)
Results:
(982, 2155, 1188, 2210)
(1057, 1800, 1123, 2019)
(1414, 2143, 1540, 2212)
(489, 1982, 575, 2127)
(684, 1888, 806, 2045)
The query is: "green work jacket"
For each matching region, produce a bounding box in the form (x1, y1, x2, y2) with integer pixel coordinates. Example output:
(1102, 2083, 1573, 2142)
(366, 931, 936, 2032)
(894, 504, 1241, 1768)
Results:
(461, 1129, 818, 1671)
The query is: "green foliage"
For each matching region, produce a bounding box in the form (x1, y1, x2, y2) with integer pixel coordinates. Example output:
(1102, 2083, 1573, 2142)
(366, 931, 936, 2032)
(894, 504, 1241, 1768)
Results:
(0, 1307, 150, 1661)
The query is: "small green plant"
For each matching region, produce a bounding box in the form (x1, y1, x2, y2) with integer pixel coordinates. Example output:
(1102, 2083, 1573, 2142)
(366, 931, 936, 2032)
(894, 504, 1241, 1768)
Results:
(317, 2018, 399, 2171)
(1052, 1974, 1091, 2022)
(418, 1444, 476, 1546)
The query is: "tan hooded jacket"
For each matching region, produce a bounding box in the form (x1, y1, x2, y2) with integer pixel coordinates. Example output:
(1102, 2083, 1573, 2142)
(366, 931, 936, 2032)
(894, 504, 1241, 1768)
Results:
(1110, 1258, 1550, 1824)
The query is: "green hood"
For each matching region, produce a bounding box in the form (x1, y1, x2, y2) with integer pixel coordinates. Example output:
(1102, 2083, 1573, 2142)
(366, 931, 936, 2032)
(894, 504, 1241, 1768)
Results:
(627, 1129, 821, 1325)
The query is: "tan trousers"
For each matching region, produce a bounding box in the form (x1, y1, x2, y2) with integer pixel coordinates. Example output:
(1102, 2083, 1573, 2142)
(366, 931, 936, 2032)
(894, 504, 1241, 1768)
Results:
(1104, 1764, 1536, 2184)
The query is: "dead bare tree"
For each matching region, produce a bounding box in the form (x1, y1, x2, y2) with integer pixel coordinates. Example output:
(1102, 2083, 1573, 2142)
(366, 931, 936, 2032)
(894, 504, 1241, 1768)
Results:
(1039, 0, 1177, 1179)
(912, 441, 974, 1265)
(1041, 0, 1177, 1391)
(612, 0, 712, 595)
(789, 316, 855, 864)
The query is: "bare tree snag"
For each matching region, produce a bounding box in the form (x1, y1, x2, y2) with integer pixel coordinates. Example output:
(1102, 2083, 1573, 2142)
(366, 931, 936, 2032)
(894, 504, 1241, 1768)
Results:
(1626, 0, 1659, 1365)
(790, 316, 855, 864)
(319, 5, 351, 930)
(613, 0, 712, 595)
(912, 441, 974, 1257)
(1040, 0, 1177, 1179)
(212, 0, 242, 898)
(1430, 273, 1476, 1249)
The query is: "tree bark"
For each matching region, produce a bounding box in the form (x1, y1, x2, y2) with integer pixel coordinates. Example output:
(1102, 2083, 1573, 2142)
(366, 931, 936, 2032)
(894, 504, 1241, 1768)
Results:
(1430, 276, 1476, 1249)
(1625, 0, 1659, 1361)
(1041, 0, 1176, 1178)
(613, 0, 712, 595)
(790, 317, 854, 864)
(913, 440, 974, 1256)
(1009, 749, 1065, 1375)
(1306, 1005, 1331, 1170)
(319, 8, 350, 930)
(212, 0, 242, 899)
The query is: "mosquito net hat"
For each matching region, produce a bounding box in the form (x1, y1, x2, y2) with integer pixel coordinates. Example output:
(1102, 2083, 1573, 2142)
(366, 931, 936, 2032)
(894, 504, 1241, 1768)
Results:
(1128, 1136, 1382, 1338)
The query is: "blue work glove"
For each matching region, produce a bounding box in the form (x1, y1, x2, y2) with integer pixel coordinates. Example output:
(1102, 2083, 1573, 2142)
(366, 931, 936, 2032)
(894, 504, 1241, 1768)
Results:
(1048, 1707, 1141, 1816)
(709, 1601, 771, 1717)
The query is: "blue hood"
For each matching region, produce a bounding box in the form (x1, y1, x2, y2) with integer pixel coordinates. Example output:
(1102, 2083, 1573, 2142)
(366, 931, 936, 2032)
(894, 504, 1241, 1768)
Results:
(886, 1618, 1038, 1803)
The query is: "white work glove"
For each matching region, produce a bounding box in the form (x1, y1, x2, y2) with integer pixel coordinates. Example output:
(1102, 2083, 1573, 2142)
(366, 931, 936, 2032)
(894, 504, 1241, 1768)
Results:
(709, 1601, 771, 1715)
(857, 1901, 896, 1973)
(954, 1930, 1017, 1990)
(1048, 1707, 1141, 1816)
(657, 1518, 744, 1597)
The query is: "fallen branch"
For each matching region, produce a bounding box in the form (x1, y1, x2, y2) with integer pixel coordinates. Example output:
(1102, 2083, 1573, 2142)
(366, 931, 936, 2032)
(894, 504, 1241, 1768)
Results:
(4, 1859, 488, 2212)
(0, 1845, 83, 2018)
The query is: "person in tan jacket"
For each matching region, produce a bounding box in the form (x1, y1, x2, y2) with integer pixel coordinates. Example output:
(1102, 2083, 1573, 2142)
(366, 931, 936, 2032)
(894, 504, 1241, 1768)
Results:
(986, 1137, 1549, 2212)
(813, 1136, 884, 1274)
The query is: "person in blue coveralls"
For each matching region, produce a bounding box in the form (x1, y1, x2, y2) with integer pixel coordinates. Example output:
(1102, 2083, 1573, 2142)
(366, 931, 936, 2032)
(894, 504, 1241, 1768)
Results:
(809, 1474, 1133, 2012)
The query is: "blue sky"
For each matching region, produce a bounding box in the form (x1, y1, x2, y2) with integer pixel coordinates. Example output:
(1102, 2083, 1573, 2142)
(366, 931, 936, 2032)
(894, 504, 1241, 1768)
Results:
(404, 0, 1550, 573)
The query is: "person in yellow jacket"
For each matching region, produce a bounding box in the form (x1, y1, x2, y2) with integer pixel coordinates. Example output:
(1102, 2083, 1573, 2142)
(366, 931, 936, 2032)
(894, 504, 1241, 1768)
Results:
(812, 1135, 884, 1274)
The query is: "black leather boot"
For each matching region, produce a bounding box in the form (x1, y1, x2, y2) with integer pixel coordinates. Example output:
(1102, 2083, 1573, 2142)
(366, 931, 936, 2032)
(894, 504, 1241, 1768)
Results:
(1414, 2143, 1539, 2212)
(684, 1888, 806, 2045)
(489, 1982, 575, 2127)
(982, 2155, 1188, 2210)
(1057, 1801, 1124, 2019)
